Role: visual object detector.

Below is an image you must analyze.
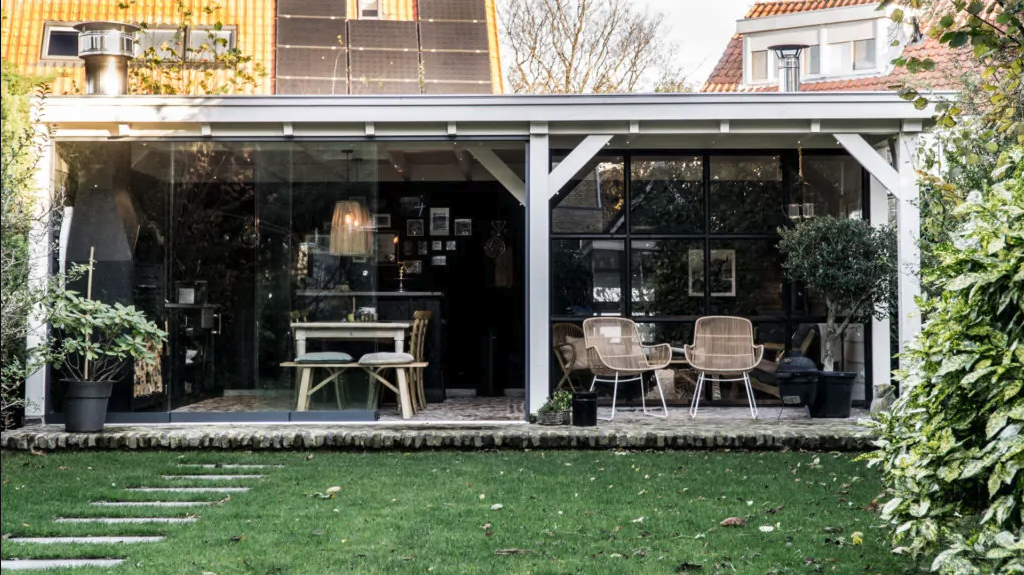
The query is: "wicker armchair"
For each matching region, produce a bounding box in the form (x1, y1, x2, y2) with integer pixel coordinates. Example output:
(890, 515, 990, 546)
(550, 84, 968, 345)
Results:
(552, 323, 587, 392)
(582, 317, 670, 420)
(684, 316, 764, 419)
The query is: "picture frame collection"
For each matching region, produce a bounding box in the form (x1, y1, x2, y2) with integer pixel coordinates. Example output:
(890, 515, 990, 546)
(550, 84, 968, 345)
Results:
(381, 198, 475, 272)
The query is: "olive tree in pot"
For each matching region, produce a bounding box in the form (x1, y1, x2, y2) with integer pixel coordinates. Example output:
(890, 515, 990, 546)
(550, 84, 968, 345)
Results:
(48, 290, 166, 432)
(777, 216, 896, 418)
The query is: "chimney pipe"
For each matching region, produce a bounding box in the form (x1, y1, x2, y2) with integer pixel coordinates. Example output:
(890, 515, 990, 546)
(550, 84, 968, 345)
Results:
(74, 21, 140, 95)
(769, 44, 807, 93)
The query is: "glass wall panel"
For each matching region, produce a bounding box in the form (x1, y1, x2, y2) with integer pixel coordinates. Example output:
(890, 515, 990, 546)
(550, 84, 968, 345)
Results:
(631, 239, 704, 317)
(635, 322, 693, 348)
(551, 156, 625, 234)
(801, 156, 864, 219)
(707, 239, 784, 316)
(709, 156, 784, 233)
(630, 156, 703, 234)
(551, 239, 623, 316)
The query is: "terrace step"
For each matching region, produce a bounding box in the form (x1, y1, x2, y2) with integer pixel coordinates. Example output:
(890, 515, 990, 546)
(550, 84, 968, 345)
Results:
(91, 501, 213, 508)
(55, 517, 198, 524)
(7, 536, 164, 544)
(125, 487, 248, 493)
(161, 474, 262, 480)
(0, 559, 125, 570)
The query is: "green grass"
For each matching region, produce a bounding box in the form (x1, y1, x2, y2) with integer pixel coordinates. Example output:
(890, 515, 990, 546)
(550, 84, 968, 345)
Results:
(1, 450, 916, 574)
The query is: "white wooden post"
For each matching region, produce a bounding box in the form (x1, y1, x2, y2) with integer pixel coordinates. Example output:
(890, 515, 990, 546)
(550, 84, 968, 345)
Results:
(24, 128, 54, 421)
(526, 125, 551, 415)
(895, 132, 921, 364)
(869, 172, 893, 400)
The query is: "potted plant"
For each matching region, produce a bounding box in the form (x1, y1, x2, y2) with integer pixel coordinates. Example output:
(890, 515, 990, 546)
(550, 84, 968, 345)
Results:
(536, 390, 573, 425)
(48, 289, 166, 432)
(777, 216, 896, 417)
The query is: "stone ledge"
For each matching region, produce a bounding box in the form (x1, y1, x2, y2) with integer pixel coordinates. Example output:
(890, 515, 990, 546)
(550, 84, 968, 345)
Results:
(1, 420, 876, 452)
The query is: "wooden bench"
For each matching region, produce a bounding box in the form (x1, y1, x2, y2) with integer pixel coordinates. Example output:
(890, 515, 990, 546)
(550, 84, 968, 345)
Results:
(281, 362, 428, 419)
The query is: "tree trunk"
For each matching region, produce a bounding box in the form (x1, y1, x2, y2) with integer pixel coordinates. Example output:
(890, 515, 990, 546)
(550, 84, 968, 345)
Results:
(823, 300, 836, 372)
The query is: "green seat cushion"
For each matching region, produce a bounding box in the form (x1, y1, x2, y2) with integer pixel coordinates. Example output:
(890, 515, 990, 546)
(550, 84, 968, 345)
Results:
(295, 351, 354, 364)
(359, 352, 415, 365)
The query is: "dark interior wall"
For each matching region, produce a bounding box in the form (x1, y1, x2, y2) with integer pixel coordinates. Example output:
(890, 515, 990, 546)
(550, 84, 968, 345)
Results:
(376, 181, 526, 391)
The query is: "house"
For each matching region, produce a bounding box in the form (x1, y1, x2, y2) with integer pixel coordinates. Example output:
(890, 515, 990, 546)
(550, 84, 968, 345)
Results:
(0, 0, 502, 95)
(19, 22, 942, 426)
(702, 0, 959, 93)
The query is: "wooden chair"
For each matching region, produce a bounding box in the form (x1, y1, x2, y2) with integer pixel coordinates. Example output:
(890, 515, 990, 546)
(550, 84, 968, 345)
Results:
(552, 323, 587, 392)
(684, 316, 764, 419)
(408, 310, 432, 412)
(582, 317, 670, 420)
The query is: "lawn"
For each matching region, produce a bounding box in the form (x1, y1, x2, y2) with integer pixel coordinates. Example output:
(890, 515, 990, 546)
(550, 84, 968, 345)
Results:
(1, 450, 915, 574)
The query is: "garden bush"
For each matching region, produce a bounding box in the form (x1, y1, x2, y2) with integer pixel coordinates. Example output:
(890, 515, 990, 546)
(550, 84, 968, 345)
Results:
(866, 147, 1024, 575)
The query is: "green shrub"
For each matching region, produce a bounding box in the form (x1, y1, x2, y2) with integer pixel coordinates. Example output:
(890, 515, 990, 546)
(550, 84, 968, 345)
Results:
(539, 391, 573, 413)
(865, 148, 1024, 575)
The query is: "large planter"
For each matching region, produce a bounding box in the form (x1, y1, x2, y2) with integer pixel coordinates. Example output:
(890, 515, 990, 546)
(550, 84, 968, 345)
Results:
(809, 372, 856, 418)
(63, 380, 113, 432)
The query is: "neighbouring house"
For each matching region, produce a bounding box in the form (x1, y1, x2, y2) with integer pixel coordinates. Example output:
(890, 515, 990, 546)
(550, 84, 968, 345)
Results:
(0, 0, 503, 95)
(701, 0, 961, 93)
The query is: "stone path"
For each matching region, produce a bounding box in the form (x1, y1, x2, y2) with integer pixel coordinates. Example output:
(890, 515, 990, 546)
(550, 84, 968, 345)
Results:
(0, 463, 279, 571)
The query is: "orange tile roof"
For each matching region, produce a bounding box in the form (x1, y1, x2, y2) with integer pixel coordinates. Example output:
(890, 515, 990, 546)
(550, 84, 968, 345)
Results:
(744, 0, 879, 19)
(1, 0, 275, 95)
(702, 0, 965, 93)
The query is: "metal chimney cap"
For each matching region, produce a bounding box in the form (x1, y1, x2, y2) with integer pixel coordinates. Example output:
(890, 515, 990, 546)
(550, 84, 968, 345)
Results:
(74, 21, 140, 59)
(73, 21, 141, 34)
(768, 44, 809, 57)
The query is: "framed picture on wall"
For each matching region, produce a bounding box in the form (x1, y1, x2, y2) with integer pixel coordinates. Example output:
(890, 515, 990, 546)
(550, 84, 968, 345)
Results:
(430, 207, 450, 236)
(446, 240, 457, 251)
(400, 196, 426, 217)
(404, 260, 422, 274)
(373, 213, 391, 229)
(417, 241, 428, 255)
(431, 240, 442, 251)
(688, 249, 736, 297)
(407, 219, 424, 237)
(454, 218, 472, 236)
(431, 255, 447, 266)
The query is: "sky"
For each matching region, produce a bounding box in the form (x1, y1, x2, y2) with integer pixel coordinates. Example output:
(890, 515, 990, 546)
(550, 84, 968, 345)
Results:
(641, 0, 755, 84)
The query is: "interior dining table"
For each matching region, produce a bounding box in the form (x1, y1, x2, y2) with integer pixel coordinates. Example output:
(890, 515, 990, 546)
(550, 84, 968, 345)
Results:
(291, 321, 412, 357)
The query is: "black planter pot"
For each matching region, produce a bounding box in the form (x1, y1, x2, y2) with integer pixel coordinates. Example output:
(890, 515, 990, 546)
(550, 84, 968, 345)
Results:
(809, 372, 856, 418)
(63, 380, 113, 432)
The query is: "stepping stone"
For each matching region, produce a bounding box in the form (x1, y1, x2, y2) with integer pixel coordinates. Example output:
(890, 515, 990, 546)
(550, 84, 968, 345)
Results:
(7, 536, 164, 544)
(126, 487, 249, 493)
(0, 559, 125, 570)
(92, 501, 213, 508)
(55, 517, 198, 524)
(177, 464, 283, 469)
(161, 474, 262, 480)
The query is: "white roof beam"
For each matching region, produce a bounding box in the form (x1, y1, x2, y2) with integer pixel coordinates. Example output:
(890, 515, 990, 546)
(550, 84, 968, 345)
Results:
(547, 134, 613, 197)
(468, 148, 525, 205)
(834, 133, 899, 199)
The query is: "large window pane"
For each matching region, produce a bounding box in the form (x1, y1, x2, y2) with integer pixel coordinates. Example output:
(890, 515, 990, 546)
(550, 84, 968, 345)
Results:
(707, 239, 784, 316)
(631, 240, 705, 317)
(630, 156, 703, 234)
(552, 239, 623, 315)
(709, 156, 784, 233)
(800, 155, 863, 219)
(551, 156, 624, 234)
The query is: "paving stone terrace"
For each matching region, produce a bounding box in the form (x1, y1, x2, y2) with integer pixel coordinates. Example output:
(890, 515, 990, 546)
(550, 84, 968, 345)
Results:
(2, 407, 877, 452)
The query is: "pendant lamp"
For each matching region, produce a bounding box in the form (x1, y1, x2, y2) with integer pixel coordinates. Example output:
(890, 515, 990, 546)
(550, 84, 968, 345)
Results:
(330, 200, 372, 256)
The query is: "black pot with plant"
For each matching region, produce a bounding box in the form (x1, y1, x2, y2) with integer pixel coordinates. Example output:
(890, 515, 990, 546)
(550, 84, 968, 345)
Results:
(778, 216, 896, 418)
(49, 269, 166, 432)
(536, 390, 573, 425)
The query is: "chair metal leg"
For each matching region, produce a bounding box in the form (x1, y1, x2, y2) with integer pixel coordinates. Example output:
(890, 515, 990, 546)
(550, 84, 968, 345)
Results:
(644, 371, 668, 418)
(689, 372, 704, 418)
(743, 372, 758, 419)
(598, 373, 619, 421)
(639, 373, 648, 413)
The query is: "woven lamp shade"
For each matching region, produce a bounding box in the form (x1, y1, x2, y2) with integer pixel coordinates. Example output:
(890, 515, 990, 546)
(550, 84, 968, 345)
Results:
(330, 200, 372, 256)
